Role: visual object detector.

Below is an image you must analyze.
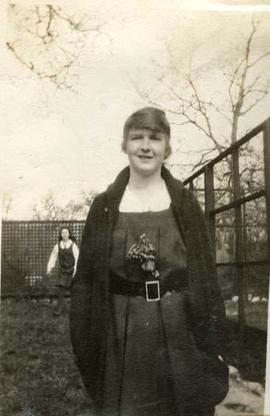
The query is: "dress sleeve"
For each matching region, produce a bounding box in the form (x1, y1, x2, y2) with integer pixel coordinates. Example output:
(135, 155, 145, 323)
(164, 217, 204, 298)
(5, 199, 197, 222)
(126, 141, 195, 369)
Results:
(47, 244, 59, 274)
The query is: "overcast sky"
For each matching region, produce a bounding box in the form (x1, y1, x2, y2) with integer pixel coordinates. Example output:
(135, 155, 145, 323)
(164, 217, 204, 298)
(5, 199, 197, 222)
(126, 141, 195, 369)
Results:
(1, 0, 270, 219)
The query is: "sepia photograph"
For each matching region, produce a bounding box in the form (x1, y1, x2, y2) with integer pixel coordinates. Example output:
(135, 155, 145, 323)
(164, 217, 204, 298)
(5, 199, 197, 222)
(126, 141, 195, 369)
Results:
(1, 1, 270, 415)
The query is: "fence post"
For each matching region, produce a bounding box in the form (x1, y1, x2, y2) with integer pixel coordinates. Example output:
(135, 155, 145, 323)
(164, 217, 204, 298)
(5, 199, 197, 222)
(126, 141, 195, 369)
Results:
(204, 165, 215, 248)
(232, 148, 246, 333)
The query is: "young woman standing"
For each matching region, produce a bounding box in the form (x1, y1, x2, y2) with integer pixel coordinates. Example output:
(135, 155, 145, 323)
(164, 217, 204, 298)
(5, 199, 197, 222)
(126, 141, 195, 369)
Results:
(70, 107, 228, 415)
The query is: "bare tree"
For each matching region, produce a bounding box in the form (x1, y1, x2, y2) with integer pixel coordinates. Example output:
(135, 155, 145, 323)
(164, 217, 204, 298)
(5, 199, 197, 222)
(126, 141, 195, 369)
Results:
(32, 191, 60, 220)
(136, 18, 270, 168)
(2, 193, 13, 220)
(6, 4, 103, 89)
(32, 190, 97, 220)
(58, 190, 98, 220)
(228, 20, 270, 145)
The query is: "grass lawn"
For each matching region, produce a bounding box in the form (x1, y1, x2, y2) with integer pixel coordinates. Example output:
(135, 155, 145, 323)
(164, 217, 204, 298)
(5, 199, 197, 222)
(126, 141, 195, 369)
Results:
(0, 298, 92, 416)
(0, 298, 265, 416)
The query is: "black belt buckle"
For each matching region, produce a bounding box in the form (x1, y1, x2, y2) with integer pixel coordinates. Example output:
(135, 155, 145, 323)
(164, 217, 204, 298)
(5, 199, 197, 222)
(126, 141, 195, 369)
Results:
(145, 280, 160, 302)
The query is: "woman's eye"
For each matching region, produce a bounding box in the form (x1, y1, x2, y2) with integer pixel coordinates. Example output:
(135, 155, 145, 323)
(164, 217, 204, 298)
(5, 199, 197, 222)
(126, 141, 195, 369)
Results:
(151, 136, 161, 141)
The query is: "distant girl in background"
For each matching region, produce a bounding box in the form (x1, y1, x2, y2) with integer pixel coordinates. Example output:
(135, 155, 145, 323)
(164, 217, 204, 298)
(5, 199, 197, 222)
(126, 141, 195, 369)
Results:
(47, 227, 79, 315)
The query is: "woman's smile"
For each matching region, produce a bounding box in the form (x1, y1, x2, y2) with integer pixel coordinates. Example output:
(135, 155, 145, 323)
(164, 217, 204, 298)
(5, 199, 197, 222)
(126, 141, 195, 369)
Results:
(137, 154, 154, 161)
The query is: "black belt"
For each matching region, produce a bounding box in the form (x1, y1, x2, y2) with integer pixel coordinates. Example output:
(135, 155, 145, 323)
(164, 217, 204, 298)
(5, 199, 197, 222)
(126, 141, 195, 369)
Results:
(110, 272, 188, 302)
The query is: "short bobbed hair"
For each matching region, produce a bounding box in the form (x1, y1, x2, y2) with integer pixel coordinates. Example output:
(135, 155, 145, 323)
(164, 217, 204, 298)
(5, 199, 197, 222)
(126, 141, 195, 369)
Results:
(122, 106, 172, 158)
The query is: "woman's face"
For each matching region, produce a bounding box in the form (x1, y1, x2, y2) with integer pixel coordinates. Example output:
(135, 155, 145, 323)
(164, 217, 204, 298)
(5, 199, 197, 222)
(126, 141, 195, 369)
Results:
(61, 229, 70, 241)
(125, 128, 168, 176)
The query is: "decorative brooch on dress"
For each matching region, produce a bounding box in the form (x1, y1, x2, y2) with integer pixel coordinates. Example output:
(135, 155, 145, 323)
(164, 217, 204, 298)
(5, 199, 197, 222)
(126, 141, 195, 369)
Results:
(127, 233, 160, 279)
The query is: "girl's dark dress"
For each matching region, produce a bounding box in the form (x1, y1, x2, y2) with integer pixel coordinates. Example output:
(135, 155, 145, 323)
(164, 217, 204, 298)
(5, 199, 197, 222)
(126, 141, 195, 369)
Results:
(57, 242, 75, 289)
(102, 207, 214, 416)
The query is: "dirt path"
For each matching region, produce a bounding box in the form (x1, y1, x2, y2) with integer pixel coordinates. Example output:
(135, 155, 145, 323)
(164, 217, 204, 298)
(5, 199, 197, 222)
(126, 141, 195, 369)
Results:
(216, 366, 264, 416)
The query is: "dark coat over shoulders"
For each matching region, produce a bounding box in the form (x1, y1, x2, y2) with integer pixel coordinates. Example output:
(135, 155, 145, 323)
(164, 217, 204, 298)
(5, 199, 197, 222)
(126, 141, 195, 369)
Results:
(69, 165, 226, 406)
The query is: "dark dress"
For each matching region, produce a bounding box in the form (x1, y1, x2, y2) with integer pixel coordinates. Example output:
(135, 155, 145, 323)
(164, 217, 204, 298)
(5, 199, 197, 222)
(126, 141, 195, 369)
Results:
(101, 207, 215, 416)
(56, 242, 75, 289)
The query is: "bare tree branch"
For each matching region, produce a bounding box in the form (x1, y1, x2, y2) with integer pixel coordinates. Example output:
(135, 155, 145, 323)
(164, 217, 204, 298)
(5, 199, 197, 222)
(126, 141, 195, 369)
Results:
(248, 51, 270, 68)
(7, 4, 103, 90)
(240, 89, 269, 116)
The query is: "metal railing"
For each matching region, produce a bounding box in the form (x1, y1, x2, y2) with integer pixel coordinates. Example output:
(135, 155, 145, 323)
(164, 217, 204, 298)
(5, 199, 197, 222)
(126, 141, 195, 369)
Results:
(183, 118, 270, 333)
